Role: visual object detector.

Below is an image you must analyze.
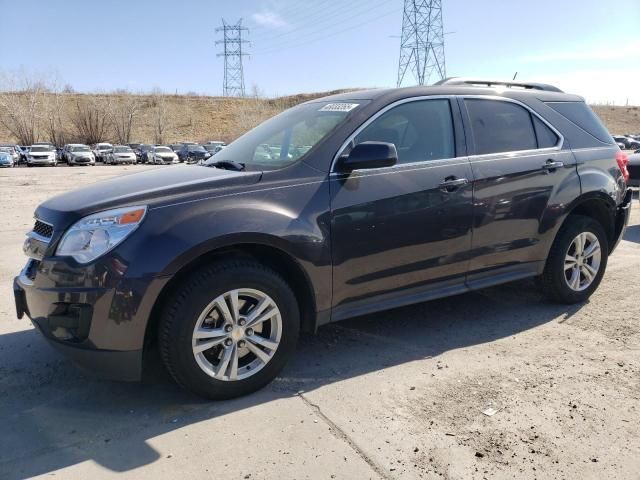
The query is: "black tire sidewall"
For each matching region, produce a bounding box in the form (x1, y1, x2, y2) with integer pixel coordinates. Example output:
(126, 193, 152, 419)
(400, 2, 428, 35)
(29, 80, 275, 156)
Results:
(160, 262, 300, 400)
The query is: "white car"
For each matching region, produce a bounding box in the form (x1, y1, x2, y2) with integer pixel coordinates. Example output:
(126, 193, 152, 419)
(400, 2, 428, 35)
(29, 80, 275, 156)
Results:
(93, 143, 113, 162)
(67, 145, 96, 166)
(149, 146, 179, 164)
(106, 145, 137, 165)
(26, 145, 57, 167)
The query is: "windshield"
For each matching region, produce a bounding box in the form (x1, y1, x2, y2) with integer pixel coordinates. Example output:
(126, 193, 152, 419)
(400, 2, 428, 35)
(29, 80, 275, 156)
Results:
(205, 101, 362, 170)
(72, 146, 90, 152)
(154, 147, 172, 153)
(0, 147, 13, 153)
(203, 145, 217, 151)
(188, 145, 207, 152)
(30, 146, 53, 152)
(114, 147, 132, 153)
(98, 145, 111, 150)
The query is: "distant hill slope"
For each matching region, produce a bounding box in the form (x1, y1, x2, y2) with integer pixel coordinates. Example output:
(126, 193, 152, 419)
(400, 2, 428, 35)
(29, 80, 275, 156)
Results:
(0, 89, 637, 145)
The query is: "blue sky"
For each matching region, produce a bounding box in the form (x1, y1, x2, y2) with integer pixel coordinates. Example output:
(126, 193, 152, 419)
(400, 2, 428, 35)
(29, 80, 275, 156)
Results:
(1, 0, 639, 103)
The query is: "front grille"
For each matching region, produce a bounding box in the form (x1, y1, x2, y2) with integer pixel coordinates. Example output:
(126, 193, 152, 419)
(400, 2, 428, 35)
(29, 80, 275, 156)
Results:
(33, 220, 53, 239)
(628, 164, 640, 180)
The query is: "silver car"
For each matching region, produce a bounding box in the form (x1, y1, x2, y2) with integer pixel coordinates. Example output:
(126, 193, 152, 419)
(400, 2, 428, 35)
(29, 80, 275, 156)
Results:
(26, 145, 57, 167)
(67, 145, 95, 166)
(106, 145, 137, 165)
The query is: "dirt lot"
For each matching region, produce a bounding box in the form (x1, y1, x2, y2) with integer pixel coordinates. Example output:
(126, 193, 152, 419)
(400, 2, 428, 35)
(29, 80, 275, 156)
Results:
(0, 165, 639, 480)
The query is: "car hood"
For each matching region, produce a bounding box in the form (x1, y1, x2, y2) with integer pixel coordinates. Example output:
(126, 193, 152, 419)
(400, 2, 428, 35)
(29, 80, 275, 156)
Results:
(36, 165, 262, 227)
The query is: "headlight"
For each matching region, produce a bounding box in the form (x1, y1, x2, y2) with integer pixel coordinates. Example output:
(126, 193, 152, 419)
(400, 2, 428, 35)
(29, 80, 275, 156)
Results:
(56, 206, 147, 263)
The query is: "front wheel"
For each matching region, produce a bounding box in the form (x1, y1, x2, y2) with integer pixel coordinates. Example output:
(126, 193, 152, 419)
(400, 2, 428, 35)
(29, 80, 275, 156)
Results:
(159, 260, 300, 399)
(539, 215, 608, 304)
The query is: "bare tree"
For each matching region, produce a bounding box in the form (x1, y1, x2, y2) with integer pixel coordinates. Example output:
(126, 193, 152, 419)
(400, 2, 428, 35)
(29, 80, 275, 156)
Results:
(150, 91, 169, 144)
(43, 81, 68, 146)
(109, 93, 141, 144)
(0, 71, 50, 145)
(70, 95, 112, 145)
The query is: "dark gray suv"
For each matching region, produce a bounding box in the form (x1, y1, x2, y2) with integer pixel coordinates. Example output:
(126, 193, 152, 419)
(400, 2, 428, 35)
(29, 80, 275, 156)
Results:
(14, 79, 632, 399)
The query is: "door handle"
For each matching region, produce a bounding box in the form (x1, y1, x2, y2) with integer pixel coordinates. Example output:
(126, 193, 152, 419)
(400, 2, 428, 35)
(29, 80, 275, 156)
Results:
(542, 160, 564, 171)
(439, 177, 469, 192)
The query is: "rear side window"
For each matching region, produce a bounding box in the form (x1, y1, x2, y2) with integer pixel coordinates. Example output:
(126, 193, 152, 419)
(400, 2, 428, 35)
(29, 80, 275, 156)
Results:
(464, 99, 537, 154)
(533, 116, 559, 148)
(545, 101, 613, 144)
(354, 99, 455, 164)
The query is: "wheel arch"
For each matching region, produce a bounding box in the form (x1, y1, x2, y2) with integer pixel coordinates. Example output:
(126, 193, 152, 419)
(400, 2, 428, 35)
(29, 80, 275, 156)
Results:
(565, 193, 617, 251)
(143, 239, 318, 351)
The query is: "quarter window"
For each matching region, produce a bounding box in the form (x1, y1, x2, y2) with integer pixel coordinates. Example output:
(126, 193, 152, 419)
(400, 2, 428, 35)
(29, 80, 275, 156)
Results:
(465, 99, 538, 154)
(533, 116, 559, 148)
(353, 99, 455, 164)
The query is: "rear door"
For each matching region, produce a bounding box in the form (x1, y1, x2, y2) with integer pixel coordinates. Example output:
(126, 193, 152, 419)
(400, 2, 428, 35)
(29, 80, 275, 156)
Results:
(460, 96, 577, 281)
(329, 97, 474, 319)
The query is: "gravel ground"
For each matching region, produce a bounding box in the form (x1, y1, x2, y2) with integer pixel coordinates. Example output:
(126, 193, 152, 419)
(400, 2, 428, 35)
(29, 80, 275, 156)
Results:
(0, 165, 638, 480)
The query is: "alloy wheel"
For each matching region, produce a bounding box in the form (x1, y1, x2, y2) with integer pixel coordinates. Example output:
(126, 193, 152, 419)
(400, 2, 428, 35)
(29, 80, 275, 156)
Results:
(564, 232, 601, 292)
(191, 288, 282, 381)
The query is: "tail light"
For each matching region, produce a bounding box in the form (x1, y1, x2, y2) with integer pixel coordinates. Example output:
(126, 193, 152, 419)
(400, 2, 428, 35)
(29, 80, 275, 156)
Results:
(616, 151, 630, 183)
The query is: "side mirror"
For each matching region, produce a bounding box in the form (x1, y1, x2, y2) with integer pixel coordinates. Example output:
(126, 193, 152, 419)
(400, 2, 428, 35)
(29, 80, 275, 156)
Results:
(339, 141, 397, 171)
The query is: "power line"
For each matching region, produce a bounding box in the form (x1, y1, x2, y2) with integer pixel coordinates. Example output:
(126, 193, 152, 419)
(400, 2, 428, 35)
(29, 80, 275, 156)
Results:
(254, 6, 402, 56)
(397, 0, 446, 87)
(216, 19, 249, 97)
(251, 0, 387, 43)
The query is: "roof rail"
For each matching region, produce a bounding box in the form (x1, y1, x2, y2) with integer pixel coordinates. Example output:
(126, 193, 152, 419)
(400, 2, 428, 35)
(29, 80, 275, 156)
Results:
(434, 77, 564, 93)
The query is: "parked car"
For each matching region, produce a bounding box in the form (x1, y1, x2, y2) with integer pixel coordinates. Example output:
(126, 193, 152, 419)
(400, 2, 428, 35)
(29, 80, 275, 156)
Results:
(205, 141, 226, 148)
(149, 145, 179, 164)
(26, 145, 57, 166)
(13, 79, 632, 400)
(93, 143, 113, 162)
(67, 145, 96, 166)
(613, 135, 640, 150)
(136, 144, 154, 163)
(177, 144, 211, 163)
(202, 144, 219, 155)
(105, 145, 137, 165)
(62, 144, 81, 162)
(169, 143, 183, 152)
(0, 144, 20, 164)
(0, 150, 14, 167)
(627, 152, 640, 187)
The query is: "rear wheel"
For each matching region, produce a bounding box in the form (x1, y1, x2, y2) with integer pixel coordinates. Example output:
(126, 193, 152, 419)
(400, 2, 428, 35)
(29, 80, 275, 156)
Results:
(539, 215, 608, 304)
(159, 260, 300, 399)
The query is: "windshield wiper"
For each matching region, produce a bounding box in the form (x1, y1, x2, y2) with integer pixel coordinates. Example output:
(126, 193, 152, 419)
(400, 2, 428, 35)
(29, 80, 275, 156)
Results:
(210, 160, 245, 171)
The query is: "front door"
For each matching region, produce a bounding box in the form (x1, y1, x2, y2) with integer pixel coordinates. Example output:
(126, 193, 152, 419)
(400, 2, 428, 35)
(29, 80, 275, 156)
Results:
(329, 97, 474, 320)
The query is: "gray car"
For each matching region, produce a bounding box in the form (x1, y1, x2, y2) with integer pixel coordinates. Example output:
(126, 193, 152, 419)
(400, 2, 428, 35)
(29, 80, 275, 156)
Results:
(26, 145, 57, 166)
(67, 145, 95, 166)
(105, 145, 137, 165)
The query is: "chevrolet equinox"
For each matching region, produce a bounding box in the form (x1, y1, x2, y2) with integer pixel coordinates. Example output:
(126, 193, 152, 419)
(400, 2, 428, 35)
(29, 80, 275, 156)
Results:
(14, 78, 632, 399)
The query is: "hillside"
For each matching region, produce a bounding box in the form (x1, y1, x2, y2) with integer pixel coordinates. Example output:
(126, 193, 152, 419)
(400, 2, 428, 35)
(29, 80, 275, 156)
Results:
(0, 90, 638, 145)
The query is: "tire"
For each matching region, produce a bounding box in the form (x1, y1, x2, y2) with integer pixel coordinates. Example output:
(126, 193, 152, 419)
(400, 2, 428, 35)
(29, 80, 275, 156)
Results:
(159, 260, 300, 400)
(539, 215, 608, 304)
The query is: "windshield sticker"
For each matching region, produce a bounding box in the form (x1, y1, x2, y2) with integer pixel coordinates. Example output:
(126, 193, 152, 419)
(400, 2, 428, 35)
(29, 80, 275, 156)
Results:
(319, 103, 359, 112)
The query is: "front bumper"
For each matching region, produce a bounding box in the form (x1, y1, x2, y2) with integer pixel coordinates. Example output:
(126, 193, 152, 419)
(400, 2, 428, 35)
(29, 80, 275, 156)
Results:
(13, 257, 170, 381)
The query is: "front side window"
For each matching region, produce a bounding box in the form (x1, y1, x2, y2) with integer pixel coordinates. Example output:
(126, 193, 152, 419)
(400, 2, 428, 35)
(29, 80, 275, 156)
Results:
(465, 99, 538, 154)
(352, 99, 455, 164)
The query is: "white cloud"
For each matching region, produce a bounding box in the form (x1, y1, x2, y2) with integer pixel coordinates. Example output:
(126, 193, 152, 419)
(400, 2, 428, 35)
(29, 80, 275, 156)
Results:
(252, 11, 288, 29)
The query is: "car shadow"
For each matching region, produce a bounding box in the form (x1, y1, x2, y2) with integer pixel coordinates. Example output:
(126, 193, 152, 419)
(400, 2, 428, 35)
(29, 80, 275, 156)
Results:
(0, 279, 584, 479)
